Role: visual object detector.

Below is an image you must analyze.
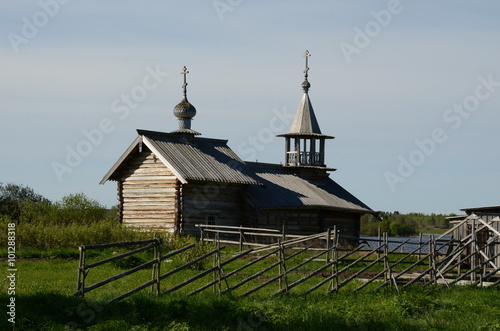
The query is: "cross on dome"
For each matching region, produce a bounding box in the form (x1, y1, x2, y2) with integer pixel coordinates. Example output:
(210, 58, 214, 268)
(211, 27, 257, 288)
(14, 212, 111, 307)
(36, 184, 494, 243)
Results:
(181, 66, 189, 98)
(302, 50, 311, 93)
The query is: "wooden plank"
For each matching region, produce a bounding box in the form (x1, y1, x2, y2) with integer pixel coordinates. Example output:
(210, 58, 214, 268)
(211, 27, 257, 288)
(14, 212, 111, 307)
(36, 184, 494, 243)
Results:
(123, 192, 177, 197)
(122, 210, 175, 215)
(82, 238, 159, 250)
(110, 243, 197, 303)
(221, 248, 281, 294)
(85, 242, 161, 270)
(122, 188, 177, 194)
(75, 258, 158, 296)
(158, 248, 222, 283)
(123, 197, 172, 203)
(121, 205, 175, 211)
(123, 214, 175, 219)
(124, 176, 177, 181)
(188, 249, 254, 296)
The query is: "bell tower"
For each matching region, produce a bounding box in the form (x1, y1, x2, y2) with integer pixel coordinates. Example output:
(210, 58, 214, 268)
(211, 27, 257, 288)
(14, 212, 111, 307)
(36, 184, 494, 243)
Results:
(277, 51, 334, 176)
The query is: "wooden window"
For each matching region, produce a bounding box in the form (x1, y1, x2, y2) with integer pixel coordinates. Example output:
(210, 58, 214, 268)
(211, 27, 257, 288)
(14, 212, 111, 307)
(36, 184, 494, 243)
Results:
(205, 214, 218, 225)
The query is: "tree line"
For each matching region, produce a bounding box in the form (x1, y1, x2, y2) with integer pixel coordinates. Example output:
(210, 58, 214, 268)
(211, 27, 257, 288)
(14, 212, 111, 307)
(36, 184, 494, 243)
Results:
(0, 182, 110, 224)
(360, 211, 453, 237)
(1, 182, 454, 238)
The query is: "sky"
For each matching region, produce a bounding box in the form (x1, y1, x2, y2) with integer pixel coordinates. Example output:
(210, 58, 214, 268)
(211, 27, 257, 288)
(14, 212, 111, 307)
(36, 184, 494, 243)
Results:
(1, 0, 499, 214)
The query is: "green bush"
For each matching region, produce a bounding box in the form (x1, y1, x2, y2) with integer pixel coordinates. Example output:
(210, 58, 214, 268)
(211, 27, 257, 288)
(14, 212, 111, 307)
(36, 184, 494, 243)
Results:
(0, 182, 51, 220)
(0, 217, 154, 250)
(55, 192, 108, 224)
(18, 192, 108, 225)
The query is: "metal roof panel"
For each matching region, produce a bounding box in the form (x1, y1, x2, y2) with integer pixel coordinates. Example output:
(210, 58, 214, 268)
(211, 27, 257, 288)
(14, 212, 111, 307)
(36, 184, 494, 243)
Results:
(245, 162, 373, 213)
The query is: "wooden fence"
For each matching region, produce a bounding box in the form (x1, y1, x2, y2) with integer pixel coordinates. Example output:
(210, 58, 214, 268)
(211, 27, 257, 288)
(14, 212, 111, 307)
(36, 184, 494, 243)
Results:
(75, 216, 500, 302)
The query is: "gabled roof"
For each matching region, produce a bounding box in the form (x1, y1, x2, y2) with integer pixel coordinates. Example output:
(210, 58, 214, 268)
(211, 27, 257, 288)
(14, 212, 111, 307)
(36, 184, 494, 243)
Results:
(245, 162, 373, 213)
(100, 129, 261, 185)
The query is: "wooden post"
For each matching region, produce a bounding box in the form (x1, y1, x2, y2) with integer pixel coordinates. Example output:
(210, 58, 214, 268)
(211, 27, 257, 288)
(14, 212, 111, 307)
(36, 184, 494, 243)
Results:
(76, 245, 86, 297)
(329, 226, 339, 292)
(278, 241, 288, 292)
(239, 226, 243, 252)
(383, 233, 390, 284)
(430, 235, 437, 285)
(377, 227, 381, 263)
(471, 219, 477, 283)
(326, 228, 331, 265)
(278, 239, 282, 290)
(418, 233, 423, 259)
(200, 227, 204, 247)
(325, 227, 332, 291)
(216, 241, 222, 294)
(213, 232, 219, 294)
(155, 236, 161, 296)
(282, 223, 286, 243)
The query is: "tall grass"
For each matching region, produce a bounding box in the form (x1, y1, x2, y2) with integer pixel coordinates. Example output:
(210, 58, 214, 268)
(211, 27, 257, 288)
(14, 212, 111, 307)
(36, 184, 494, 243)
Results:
(0, 217, 154, 250)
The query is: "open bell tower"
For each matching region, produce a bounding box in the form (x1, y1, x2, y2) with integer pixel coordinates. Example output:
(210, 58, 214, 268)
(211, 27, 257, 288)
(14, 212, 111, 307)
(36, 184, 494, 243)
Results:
(277, 51, 335, 180)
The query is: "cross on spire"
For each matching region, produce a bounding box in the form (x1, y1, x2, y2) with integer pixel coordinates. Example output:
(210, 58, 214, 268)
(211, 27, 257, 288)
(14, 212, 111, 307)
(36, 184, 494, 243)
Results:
(302, 50, 311, 93)
(303, 50, 310, 80)
(181, 66, 189, 98)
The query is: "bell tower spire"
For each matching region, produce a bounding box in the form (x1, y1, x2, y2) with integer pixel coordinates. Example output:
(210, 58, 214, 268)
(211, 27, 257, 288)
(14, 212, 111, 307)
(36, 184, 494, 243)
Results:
(277, 51, 334, 174)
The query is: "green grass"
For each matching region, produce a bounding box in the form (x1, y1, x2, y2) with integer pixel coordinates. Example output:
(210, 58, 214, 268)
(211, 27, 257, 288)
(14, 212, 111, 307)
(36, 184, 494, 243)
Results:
(416, 226, 449, 235)
(3, 250, 500, 330)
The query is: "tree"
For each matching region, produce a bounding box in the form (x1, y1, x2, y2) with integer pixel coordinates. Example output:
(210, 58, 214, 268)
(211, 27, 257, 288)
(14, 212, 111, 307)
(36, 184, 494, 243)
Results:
(0, 183, 51, 220)
(55, 193, 107, 223)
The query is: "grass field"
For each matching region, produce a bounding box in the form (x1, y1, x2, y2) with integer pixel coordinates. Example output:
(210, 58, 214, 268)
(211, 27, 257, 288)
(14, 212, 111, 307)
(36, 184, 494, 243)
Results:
(3, 247, 500, 331)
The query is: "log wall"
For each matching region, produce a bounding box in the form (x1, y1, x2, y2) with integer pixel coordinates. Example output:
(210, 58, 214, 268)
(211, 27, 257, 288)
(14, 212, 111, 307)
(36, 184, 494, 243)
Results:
(119, 150, 179, 232)
(181, 182, 247, 234)
(249, 208, 361, 239)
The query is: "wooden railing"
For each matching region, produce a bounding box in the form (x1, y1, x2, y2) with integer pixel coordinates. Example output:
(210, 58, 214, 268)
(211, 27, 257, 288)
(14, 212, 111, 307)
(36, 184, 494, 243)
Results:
(74, 218, 500, 302)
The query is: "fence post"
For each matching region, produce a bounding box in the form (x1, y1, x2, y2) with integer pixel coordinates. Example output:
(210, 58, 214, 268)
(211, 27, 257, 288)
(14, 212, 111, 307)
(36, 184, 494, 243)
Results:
(471, 219, 477, 283)
(216, 237, 222, 294)
(429, 235, 436, 285)
(377, 228, 381, 264)
(213, 232, 220, 294)
(383, 233, 390, 285)
(325, 228, 332, 291)
(153, 235, 161, 296)
(278, 241, 288, 293)
(418, 233, 423, 259)
(329, 226, 339, 292)
(239, 226, 243, 252)
(200, 227, 205, 247)
(282, 223, 286, 243)
(76, 245, 86, 297)
(326, 227, 331, 265)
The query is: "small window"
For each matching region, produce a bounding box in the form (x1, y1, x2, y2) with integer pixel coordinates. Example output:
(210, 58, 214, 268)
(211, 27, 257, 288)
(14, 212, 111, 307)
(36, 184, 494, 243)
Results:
(205, 214, 218, 225)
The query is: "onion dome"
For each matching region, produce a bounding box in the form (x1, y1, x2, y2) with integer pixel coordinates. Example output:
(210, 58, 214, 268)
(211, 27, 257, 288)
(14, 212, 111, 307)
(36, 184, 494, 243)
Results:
(171, 66, 200, 135)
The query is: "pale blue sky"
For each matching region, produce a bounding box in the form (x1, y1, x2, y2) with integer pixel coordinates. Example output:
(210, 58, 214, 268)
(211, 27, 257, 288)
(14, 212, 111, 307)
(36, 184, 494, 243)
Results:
(1, 0, 499, 214)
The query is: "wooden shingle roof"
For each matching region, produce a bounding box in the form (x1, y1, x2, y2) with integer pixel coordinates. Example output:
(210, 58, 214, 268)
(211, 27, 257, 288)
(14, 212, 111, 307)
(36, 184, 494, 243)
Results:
(245, 162, 373, 213)
(100, 129, 261, 185)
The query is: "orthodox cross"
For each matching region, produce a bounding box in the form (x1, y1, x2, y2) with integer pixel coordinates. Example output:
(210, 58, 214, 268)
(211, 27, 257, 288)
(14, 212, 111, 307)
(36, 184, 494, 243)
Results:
(303, 50, 310, 80)
(181, 66, 189, 98)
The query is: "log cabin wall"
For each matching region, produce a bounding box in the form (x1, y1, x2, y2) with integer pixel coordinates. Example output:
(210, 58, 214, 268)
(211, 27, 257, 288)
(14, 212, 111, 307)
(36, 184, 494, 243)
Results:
(119, 149, 180, 232)
(251, 209, 322, 234)
(324, 210, 361, 239)
(249, 208, 361, 239)
(180, 182, 247, 234)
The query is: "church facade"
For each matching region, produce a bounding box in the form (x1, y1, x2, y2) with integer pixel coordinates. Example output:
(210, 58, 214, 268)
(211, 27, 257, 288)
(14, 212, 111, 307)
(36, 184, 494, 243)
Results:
(100, 53, 374, 237)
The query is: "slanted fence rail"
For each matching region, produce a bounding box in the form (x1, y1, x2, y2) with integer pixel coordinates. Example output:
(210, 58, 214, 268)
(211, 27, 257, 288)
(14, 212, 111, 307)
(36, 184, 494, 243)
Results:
(75, 214, 500, 302)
